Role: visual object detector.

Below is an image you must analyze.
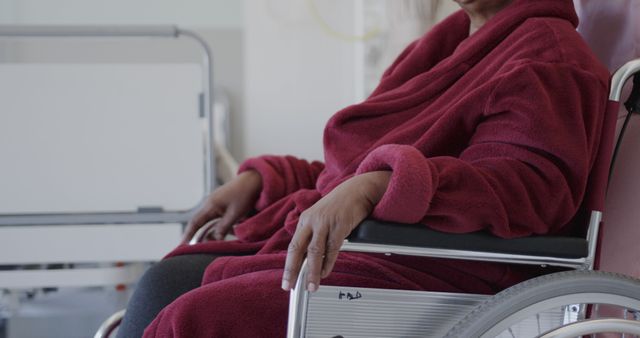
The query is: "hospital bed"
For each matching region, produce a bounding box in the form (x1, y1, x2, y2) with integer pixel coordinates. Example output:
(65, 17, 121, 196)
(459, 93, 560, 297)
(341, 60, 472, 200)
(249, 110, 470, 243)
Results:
(0, 25, 237, 337)
(94, 52, 640, 337)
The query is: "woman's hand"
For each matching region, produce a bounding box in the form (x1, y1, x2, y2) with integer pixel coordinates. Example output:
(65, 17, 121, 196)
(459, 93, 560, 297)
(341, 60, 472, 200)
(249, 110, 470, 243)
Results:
(282, 171, 390, 292)
(182, 170, 263, 243)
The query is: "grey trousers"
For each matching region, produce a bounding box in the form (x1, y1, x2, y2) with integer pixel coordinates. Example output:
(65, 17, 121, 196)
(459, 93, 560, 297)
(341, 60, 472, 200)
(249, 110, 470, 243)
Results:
(116, 254, 218, 338)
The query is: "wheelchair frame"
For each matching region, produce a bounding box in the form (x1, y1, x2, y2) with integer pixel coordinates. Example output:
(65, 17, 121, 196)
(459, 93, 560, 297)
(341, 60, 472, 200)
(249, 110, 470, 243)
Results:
(286, 58, 640, 338)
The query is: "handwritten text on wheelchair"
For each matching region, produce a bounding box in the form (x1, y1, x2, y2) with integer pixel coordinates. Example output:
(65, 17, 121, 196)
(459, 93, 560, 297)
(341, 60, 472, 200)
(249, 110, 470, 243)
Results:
(338, 291, 362, 300)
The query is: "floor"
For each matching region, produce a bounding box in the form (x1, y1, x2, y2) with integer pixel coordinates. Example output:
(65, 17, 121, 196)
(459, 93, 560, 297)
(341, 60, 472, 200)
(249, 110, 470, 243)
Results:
(1, 287, 129, 338)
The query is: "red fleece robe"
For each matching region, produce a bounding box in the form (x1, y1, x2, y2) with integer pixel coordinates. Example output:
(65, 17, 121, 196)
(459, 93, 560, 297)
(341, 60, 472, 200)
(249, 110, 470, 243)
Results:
(144, 0, 610, 336)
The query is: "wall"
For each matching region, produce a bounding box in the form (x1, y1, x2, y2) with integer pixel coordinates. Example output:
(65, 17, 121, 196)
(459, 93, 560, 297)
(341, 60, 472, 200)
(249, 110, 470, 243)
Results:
(0, 0, 246, 160)
(0, 0, 459, 164)
(1, 0, 361, 162)
(242, 0, 458, 162)
(243, 0, 360, 161)
(364, 0, 458, 95)
(0, 0, 242, 28)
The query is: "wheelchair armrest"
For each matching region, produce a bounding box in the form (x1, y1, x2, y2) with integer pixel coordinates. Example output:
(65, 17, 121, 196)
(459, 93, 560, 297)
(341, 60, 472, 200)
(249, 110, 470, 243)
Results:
(347, 220, 588, 259)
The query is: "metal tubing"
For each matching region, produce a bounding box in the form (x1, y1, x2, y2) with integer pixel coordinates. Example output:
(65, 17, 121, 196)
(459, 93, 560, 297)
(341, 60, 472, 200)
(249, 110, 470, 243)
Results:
(178, 29, 217, 195)
(286, 229, 593, 338)
(286, 210, 602, 336)
(610, 59, 640, 101)
(287, 259, 310, 338)
(0, 25, 217, 226)
(341, 241, 587, 269)
(584, 211, 602, 270)
(0, 211, 192, 226)
(93, 309, 125, 338)
(0, 25, 178, 38)
(188, 218, 219, 245)
(538, 318, 640, 338)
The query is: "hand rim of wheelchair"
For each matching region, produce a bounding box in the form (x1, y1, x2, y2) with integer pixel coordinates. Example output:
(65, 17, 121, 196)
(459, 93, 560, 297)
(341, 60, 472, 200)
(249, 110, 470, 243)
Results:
(188, 218, 221, 245)
(538, 318, 640, 338)
(443, 270, 640, 338)
(93, 309, 126, 338)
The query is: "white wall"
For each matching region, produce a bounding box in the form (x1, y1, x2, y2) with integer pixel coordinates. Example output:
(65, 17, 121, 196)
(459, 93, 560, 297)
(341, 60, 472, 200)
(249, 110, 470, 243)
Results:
(0, 0, 242, 28)
(0, 0, 375, 163)
(243, 0, 360, 161)
(0, 0, 246, 160)
(1, 0, 457, 165)
(242, 0, 458, 162)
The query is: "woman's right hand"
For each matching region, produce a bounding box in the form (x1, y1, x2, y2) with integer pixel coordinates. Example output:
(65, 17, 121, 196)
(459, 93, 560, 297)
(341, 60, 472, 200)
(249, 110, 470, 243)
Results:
(182, 170, 263, 243)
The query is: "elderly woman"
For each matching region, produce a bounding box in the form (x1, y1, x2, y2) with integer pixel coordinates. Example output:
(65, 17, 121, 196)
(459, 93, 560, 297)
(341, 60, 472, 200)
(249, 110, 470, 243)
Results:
(118, 0, 610, 336)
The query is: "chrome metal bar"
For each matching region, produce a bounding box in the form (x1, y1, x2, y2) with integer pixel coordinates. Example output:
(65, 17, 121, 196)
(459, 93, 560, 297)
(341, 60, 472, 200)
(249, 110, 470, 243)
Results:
(341, 241, 587, 269)
(0, 25, 178, 38)
(178, 29, 217, 195)
(610, 58, 640, 101)
(93, 309, 125, 338)
(288, 213, 598, 336)
(584, 211, 602, 270)
(287, 259, 310, 338)
(0, 25, 217, 225)
(538, 318, 640, 338)
(0, 211, 192, 226)
(215, 89, 232, 147)
(188, 219, 219, 245)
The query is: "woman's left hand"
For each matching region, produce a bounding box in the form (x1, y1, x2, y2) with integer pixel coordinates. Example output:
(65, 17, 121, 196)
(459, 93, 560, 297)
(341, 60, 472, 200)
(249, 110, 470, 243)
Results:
(282, 171, 390, 292)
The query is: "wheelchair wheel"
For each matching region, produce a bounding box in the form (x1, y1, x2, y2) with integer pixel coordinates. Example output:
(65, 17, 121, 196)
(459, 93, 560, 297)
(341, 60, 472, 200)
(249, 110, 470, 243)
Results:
(444, 270, 640, 338)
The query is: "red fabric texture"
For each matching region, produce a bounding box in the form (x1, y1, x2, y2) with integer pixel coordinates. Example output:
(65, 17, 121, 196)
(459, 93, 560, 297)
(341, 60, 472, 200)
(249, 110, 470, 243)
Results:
(144, 0, 610, 336)
(238, 155, 324, 211)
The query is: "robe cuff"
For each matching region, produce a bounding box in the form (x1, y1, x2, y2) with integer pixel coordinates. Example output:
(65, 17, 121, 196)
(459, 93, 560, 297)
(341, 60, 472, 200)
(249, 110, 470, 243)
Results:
(356, 144, 438, 223)
(238, 157, 285, 211)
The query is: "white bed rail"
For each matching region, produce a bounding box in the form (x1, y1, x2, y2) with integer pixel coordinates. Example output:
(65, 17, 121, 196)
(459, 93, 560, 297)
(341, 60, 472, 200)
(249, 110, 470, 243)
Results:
(0, 25, 217, 226)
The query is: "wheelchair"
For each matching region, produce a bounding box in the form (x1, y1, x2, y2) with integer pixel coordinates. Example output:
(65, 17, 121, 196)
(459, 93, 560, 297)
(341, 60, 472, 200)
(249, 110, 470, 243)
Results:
(96, 58, 640, 338)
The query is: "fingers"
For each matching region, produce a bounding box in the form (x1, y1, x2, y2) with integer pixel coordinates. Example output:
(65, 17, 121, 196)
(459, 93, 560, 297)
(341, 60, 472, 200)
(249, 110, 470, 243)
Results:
(282, 224, 312, 292)
(321, 233, 342, 278)
(182, 207, 218, 243)
(282, 219, 343, 293)
(212, 209, 237, 240)
(304, 224, 329, 292)
(184, 207, 240, 243)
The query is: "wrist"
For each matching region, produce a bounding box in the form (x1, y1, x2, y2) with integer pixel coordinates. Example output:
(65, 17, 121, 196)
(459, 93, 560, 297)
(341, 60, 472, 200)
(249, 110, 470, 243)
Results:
(238, 170, 263, 197)
(357, 171, 391, 206)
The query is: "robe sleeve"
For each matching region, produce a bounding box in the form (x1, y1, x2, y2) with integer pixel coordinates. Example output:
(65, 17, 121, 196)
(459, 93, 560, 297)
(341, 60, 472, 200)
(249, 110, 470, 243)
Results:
(356, 62, 608, 238)
(238, 155, 325, 211)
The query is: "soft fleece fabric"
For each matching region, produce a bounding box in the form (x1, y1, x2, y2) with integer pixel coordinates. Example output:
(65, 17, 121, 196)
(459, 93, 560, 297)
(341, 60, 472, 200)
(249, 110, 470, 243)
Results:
(144, 0, 609, 336)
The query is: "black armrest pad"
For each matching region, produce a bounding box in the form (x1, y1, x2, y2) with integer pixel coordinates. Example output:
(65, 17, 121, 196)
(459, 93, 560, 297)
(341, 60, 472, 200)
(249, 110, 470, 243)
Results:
(348, 220, 588, 259)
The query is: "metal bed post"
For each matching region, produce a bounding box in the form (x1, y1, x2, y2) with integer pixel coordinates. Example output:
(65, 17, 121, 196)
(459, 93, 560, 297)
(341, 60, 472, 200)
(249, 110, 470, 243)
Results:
(0, 25, 217, 226)
(177, 28, 217, 196)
